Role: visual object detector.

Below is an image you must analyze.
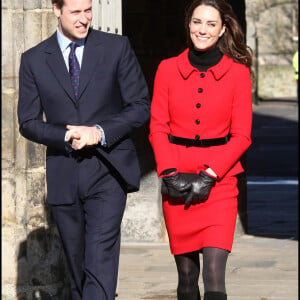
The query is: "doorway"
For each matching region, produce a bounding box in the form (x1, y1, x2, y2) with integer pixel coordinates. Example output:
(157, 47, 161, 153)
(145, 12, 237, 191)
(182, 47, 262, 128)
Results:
(122, 0, 246, 94)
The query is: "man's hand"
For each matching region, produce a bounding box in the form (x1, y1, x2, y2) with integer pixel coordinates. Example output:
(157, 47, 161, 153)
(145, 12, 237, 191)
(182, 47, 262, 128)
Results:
(66, 125, 102, 150)
(65, 130, 81, 142)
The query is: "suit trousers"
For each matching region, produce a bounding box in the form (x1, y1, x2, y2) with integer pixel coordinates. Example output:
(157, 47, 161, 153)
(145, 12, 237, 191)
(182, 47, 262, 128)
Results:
(50, 153, 127, 300)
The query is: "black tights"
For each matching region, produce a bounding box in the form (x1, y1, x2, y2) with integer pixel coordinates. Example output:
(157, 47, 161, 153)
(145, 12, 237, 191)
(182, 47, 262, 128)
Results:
(174, 247, 229, 295)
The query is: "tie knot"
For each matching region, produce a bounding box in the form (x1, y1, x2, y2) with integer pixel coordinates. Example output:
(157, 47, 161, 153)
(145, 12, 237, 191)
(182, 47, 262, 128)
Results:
(69, 42, 79, 52)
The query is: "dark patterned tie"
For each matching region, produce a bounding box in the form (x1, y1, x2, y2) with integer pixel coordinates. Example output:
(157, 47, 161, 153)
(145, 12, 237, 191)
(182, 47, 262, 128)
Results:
(69, 42, 80, 98)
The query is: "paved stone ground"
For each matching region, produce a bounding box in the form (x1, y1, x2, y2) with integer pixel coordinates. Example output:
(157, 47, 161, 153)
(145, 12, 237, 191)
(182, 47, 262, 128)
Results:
(118, 237, 297, 300)
(117, 98, 298, 300)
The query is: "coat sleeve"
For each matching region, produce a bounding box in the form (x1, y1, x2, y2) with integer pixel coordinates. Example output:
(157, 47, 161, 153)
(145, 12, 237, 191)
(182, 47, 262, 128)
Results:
(17, 53, 71, 152)
(98, 37, 150, 148)
(204, 66, 252, 179)
(149, 61, 179, 176)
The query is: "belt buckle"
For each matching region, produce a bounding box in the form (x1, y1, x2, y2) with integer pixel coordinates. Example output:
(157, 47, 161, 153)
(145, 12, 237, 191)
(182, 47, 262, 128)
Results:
(185, 139, 194, 148)
(194, 138, 203, 147)
(198, 139, 210, 147)
(197, 139, 205, 147)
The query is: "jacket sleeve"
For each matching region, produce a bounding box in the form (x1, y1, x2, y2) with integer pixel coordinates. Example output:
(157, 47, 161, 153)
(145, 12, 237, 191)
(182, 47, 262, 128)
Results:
(98, 37, 150, 148)
(204, 66, 252, 179)
(17, 53, 71, 152)
(149, 61, 179, 176)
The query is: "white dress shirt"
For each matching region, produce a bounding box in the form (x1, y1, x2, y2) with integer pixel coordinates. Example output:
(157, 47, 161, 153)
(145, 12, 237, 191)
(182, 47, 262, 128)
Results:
(56, 28, 106, 146)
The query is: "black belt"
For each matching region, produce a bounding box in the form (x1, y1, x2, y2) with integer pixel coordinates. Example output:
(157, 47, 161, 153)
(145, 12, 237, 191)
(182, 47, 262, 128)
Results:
(169, 134, 230, 148)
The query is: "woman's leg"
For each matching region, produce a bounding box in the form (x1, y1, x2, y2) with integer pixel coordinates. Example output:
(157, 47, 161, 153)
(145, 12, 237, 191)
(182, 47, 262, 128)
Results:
(202, 247, 228, 300)
(174, 251, 201, 300)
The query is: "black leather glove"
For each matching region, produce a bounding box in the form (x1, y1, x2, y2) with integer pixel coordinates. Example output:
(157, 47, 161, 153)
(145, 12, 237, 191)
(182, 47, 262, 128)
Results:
(162, 170, 192, 198)
(184, 171, 216, 208)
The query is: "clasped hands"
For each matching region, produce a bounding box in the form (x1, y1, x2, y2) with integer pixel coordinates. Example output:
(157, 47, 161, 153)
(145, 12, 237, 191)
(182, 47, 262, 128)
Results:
(65, 125, 102, 150)
(162, 170, 217, 208)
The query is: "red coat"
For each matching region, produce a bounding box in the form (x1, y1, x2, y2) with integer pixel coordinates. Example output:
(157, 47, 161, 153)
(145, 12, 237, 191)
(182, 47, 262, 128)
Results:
(149, 48, 252, 179)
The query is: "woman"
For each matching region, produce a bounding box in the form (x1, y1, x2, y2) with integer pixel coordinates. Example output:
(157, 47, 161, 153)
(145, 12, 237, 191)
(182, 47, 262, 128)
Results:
(149, 1, 253, 299)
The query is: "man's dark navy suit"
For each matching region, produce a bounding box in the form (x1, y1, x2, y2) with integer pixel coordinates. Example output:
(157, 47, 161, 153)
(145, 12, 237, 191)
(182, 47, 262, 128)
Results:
(18, 28, 150, 299)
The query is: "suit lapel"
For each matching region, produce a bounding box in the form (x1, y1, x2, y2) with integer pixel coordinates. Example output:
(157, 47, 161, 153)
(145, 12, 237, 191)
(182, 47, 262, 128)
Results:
(77, 29, 104, 100)
(44, 30, 104, 104)
(45, 33, 76, 104)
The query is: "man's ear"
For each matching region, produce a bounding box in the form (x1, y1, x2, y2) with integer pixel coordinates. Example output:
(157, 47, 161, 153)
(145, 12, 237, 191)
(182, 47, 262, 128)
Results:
(53, 4, 62, 18)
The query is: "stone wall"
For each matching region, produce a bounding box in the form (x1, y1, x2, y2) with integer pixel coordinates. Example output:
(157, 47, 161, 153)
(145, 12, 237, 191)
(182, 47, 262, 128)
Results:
(246, 0, 298, 98)
(2, 1, 70, 299)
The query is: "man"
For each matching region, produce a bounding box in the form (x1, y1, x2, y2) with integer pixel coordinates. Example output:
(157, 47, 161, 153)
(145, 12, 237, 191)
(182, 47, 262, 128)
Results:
(17, 0, 150, 299)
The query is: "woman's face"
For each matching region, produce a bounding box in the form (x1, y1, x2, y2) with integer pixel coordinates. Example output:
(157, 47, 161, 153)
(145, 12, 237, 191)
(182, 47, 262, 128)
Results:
(189, 4, 225, 51)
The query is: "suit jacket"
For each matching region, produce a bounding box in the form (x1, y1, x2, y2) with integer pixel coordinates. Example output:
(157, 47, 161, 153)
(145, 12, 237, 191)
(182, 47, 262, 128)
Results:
(18, 29, 150, 205)
(149, 48, 252, 179)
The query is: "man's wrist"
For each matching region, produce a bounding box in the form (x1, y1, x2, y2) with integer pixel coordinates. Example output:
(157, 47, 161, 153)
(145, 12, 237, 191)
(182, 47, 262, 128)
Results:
(64, 130, 69, 142)
(95, 124, 106, 146)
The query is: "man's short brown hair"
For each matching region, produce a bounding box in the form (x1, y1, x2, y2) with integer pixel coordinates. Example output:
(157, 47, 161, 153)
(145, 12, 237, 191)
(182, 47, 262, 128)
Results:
(52, 0, 64, 9)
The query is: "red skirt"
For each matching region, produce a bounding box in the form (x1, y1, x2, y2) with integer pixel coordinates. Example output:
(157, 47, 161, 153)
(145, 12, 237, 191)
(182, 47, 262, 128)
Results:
(162, 175, 238, 255)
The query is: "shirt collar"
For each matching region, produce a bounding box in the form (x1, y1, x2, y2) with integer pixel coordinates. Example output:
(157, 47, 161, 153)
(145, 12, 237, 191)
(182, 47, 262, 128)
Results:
(56, 28, 86, 52)
(177, 48, 233, 81)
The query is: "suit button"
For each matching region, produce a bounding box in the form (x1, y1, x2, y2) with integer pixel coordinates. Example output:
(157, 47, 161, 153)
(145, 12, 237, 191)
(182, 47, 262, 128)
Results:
(195, 119, 200, 125)
(198, 88, 203, 93)
(195, 135, 200, 140)
(200, 73, 205, 78)
(196, 103, 201, 108)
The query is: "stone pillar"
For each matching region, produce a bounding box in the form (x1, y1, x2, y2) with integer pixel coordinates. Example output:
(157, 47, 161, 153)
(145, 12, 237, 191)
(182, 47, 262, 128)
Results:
(2, 1, 69, 299)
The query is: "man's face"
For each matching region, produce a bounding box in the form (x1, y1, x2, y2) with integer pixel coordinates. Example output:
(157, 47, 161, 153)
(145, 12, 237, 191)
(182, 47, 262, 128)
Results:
(54, 0, 92, 41)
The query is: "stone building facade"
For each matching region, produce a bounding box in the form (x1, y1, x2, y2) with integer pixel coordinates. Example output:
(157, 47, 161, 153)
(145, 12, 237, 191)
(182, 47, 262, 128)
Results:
(2, 0, 298, 299)
(246, 0, 298, 99)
